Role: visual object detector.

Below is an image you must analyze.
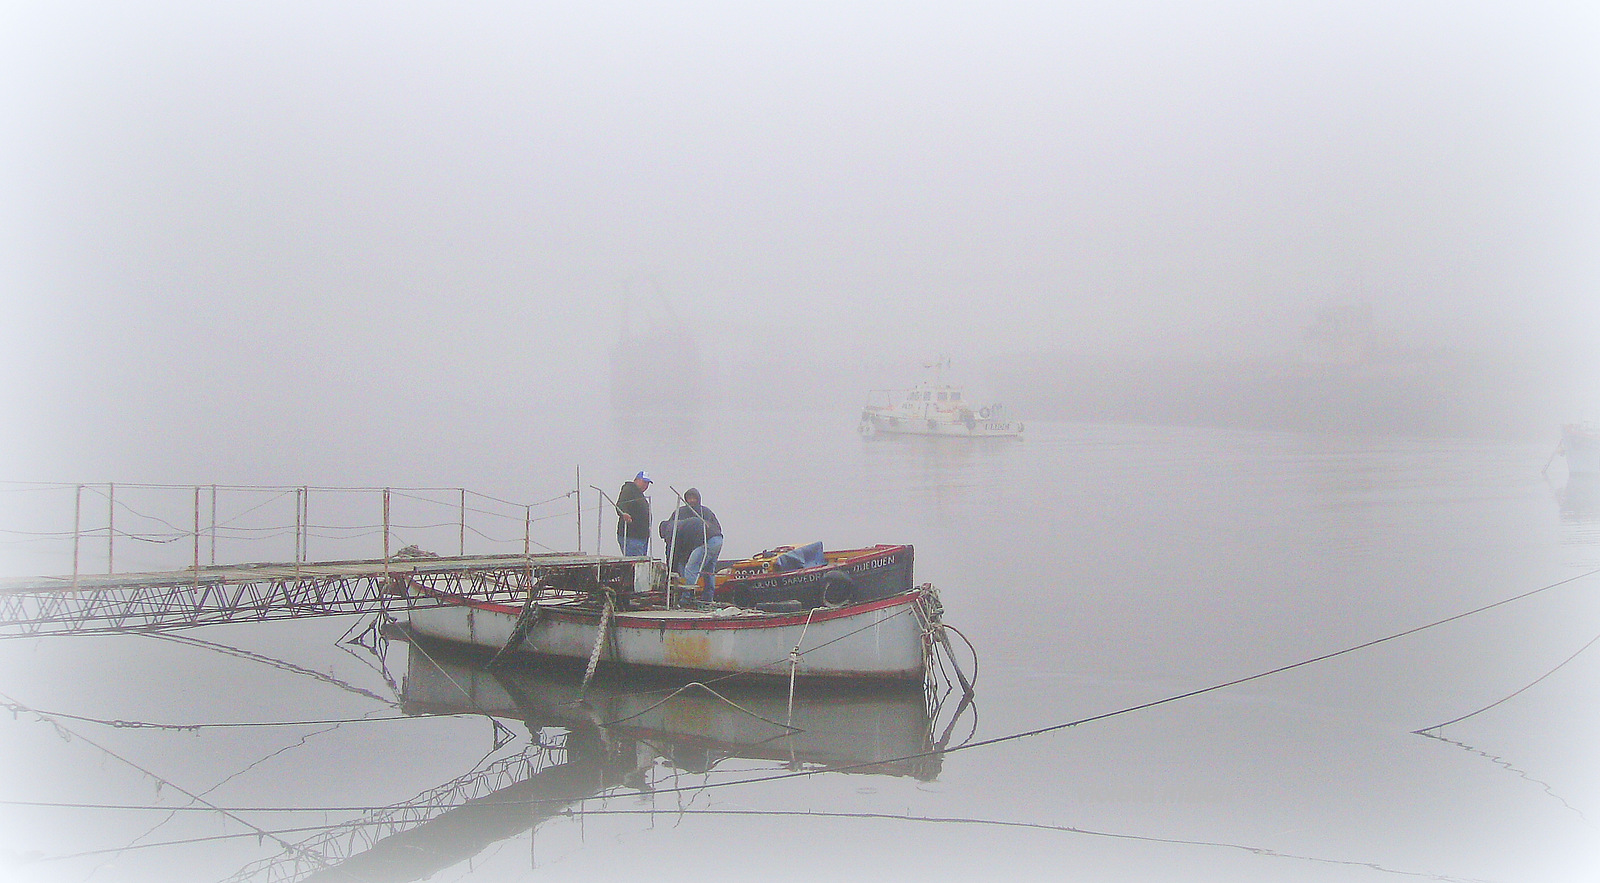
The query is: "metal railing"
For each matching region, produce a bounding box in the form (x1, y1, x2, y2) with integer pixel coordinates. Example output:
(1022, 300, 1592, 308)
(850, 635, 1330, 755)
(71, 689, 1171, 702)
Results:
(0, 480, 595, 583)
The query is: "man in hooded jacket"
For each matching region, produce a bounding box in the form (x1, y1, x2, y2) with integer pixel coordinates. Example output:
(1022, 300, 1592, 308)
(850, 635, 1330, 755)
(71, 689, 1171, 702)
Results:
(666, 487, 723, 601)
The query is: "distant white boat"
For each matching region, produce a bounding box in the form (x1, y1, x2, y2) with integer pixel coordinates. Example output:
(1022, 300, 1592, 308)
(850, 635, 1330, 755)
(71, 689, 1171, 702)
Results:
(858, 359, 1022, 438)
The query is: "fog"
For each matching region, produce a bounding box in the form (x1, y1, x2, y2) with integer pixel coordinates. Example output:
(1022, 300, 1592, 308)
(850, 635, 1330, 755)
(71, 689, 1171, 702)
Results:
(3, 0, 1598, 479)
(4, 7, 1600, 881)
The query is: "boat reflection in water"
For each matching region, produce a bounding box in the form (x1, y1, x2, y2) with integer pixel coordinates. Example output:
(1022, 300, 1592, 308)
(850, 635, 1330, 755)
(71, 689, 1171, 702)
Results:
(402, 643, 966, 779)
(1558, 474, 1600, 523)
(268, 641, 973, 883)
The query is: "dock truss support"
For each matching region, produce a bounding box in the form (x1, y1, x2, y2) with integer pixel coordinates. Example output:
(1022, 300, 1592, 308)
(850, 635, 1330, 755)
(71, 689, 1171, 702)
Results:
(0, 554, 651, 639)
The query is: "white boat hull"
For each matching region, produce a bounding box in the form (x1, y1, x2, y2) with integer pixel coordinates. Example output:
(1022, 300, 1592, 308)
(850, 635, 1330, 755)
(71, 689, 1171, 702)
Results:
(407, 587, 932, 682)
(859, 411, 1023, 438)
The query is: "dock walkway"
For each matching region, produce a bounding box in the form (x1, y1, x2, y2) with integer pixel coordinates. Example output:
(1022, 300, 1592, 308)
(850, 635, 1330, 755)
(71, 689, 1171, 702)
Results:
(0, 552, 654, 638)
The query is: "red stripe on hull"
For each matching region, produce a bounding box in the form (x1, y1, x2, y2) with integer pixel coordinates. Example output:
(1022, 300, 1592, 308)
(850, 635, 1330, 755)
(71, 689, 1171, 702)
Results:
(414, 586, 924, 631)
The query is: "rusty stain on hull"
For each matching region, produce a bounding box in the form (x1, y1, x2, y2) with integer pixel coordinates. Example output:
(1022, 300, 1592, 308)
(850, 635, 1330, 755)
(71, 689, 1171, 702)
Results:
(664, 632, 712, 668)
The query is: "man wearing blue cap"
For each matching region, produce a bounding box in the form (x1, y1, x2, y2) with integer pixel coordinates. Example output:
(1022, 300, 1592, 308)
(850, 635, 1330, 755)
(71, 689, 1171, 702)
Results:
(615, 471, 652, 556)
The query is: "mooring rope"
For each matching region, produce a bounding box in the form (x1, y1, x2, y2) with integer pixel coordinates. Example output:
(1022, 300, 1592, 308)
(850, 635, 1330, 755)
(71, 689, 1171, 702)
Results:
(594, 682, 802, 734)
(908, 585, 976, 696)
(0, 690, 334, 872)
(487, 576, 544, 668)
(1417, 729, 1587, 821)
(396, 633, 519, 752)
(1413, 627, 1600, 733)
(578, 593, 615, 699)
(0, 702, 485, 731)
(941, 622, 980, 692)
(785, 607, 819, 726)
(938, 564, 1600, 756)
(141, 632, 397, 707)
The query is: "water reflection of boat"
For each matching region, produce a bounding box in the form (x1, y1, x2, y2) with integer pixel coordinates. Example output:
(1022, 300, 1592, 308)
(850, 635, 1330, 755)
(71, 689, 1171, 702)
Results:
(237, 643, 971, 883)
(403, 644, 963, 780)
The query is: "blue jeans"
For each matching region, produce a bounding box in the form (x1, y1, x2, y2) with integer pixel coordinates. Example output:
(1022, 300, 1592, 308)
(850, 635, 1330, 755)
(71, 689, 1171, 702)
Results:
(681, 535, 724, 599)
(621, 536, 649, 557)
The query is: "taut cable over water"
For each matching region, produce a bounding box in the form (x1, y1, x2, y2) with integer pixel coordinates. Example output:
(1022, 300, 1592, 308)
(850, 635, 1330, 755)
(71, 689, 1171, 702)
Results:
(1412, 627, 1600, 734)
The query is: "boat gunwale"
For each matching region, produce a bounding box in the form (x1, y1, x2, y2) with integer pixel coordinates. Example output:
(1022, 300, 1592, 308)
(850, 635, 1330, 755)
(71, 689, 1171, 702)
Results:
(718, 543, 905, 584)
(410, 583, 927, 632)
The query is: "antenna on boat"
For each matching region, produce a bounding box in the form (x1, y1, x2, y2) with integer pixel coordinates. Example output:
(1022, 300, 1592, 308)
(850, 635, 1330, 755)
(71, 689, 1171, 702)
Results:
(588, 486, 611, 559)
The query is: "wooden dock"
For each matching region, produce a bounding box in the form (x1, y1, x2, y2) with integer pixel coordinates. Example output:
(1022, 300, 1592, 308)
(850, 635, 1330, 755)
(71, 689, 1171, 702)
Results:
(0, 552, 658, 638)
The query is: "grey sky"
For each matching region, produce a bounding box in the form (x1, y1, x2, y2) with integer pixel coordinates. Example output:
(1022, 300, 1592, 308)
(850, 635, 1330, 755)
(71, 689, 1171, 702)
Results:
(3, 1, 1598, 477)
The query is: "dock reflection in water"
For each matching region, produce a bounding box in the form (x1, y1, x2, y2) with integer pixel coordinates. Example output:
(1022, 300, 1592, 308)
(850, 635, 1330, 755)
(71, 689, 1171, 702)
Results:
(275, 641, 973, 882)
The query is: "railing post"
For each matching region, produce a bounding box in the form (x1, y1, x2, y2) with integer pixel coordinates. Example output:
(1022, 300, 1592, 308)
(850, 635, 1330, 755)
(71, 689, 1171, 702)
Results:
(300, 486, 309, 564)
(524, 506, 530, 557)
(192, 486, 201, 574)
(589, 486, 607, 557)
(575, 466, 582, 554)
(71, 484, 82, 590)
(209, 484, 217, 566)
(459, 488, 466, 557)
(107, 482, 115, 574)
(382, 487, 391, 572)
(293, 486, 305, 586)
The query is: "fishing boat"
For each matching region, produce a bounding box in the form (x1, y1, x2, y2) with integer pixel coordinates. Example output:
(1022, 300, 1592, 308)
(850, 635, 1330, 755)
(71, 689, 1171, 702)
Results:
(403, 544, 949, 683)
(858, 357, 1022, 438)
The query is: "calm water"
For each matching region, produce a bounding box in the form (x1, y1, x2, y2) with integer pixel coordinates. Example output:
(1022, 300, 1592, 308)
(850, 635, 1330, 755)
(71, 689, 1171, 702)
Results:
(3, 414, 1598, 882)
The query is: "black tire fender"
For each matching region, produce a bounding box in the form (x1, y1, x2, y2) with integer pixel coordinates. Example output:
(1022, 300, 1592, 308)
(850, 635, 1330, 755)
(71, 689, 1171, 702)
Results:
(821, 567, 858, 605)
